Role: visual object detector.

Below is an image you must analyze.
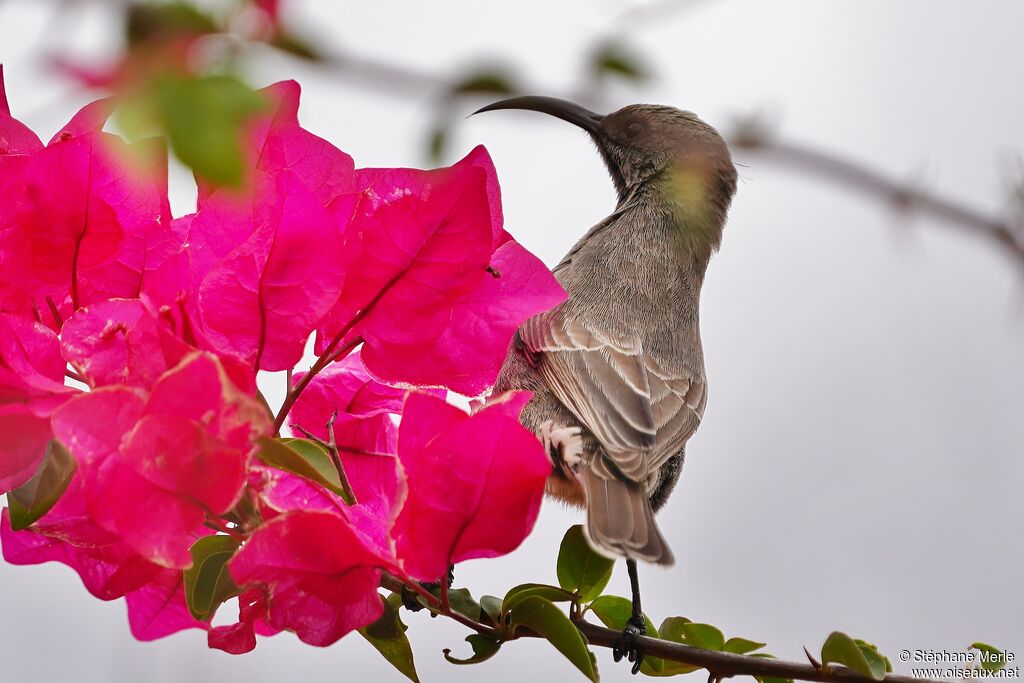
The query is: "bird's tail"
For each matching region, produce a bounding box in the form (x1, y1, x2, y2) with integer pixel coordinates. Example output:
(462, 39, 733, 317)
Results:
(581, 467, 675, 566)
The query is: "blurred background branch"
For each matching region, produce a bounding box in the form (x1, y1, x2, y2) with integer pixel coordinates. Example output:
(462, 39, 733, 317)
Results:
(20, 0, 1021, 276)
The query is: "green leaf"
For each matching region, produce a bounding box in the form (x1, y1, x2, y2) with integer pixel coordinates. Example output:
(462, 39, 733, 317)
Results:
(153, 74, 266, 186)
(590, 41, 649, 82)
(509, 597, 598, 682)
(588, 596, 658, 637)
(502, 583, 575, 616)
(855, 639, 892, 673)
(448, 588, 482, 622)
(8, 440, 77, 530)
(588, 595, 663, 675)
(658, 616, 691, 641)
(479, 595, 503, 626)
(751, 653, 795, 683)
(359, 595, 419, 683)
(183, 535, 241, 621)
(255, 437, 353, 503)
(681, 623, 725, 651)
(970, 643, 1008, 672)
(452, 70, 516, 96)
(820, 632, 887, 681)
(723, 637, 768, 655)
(125, 2, 217, 46)
(556, 525, 615, 601)
(443, 634, 502, 665)
(650, 617, 702, 676)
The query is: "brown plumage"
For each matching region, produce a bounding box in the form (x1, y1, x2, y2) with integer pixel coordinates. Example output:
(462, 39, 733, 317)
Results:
(481, 97, 738, 567)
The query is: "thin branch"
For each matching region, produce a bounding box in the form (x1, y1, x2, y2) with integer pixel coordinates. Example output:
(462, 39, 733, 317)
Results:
(573, 620, 942, 683)
(379, 572, 502, 638)
(294, 412, 358, 506)
(273, 333, 361, 434)
(733, 135, 1024, 274)
(380, 566, 942, 683)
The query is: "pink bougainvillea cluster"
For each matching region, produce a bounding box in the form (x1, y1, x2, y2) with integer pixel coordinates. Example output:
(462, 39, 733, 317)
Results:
(0, 66, 565, 653)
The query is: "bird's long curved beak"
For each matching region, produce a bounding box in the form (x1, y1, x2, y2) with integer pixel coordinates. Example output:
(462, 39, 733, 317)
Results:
(473, 96, 604, 135)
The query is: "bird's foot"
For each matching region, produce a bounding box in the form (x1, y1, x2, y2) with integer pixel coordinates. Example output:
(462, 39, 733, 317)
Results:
(538, 421, 583, 477)
(612, 614, 647, 675)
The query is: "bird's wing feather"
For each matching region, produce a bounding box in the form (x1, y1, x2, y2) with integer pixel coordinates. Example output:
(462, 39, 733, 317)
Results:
(521, 313, 657, 480)
(521, 313, 706, 482)
(645, 355, 707, 472)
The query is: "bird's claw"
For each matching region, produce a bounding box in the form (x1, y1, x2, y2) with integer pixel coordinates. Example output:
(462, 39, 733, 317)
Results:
(612, 614, 647, 675)
(538, 420, 583, 477)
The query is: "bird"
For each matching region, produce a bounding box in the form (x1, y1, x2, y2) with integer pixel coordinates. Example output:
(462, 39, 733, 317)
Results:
(476, 96, 738, 672)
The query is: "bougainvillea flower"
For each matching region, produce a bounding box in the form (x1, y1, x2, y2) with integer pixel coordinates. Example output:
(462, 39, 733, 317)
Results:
(319, 146, 565, 395)
(0, 93, 173, 321)
(51, 353, 270, 568)
(229, 510, 387, 647)
(289, 351, 409, 435)
(194, 171, 346, 371)
(0, 479, 161, 599)
(392, 391, 550, 582)
(61, 298, 192, 389)
(168, 81, 355, 372)
(283, 350, 422, 551)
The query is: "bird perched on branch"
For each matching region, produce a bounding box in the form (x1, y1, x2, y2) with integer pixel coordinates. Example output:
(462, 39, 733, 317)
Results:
(477, 96, 737, 672)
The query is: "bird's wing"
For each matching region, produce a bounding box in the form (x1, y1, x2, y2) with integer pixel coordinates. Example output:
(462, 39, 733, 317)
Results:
(645, 355, 707, 473)
(520, 313, 656, 481)
(520, 313, 707, 483)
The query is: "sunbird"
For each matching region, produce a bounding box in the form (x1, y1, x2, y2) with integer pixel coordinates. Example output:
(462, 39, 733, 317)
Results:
(479, 96, 738, 672)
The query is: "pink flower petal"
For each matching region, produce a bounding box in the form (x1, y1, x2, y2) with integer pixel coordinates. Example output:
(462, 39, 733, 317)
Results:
(392, 391, 550, 582)
(1, 500, 161, 600)
(196, 171, 346, 371)
(360, 239, 566, 395)
(2, 101, 173, 315)
(0, 313, 70, 405)
(207, 587, 276, 654)
(61, 299, 191, 389)
(0, 65, 43, 155)
(51, 389, 196, 568)
(126, 568, 208, 641)
(319, 147, 564, 395)
(142, 351, 271, 450)
(122, 414, 249, 515)
(229, 511, 385, 647)
(290, 352, 409, 431)
(0, 405, 52, 493)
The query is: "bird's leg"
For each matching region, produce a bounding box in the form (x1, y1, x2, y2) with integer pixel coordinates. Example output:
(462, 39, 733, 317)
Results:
(613, 558, 647, 675)
(538, 420, 583, 477)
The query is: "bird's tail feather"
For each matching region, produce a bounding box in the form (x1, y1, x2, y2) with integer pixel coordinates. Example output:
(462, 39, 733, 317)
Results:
(581, 467, 674, 566)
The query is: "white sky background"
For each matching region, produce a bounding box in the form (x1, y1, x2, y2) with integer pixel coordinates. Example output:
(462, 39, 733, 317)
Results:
(1, 1, 1022, 682)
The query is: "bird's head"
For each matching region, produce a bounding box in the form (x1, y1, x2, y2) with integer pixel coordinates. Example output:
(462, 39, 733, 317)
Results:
(474, 96, 738, 217)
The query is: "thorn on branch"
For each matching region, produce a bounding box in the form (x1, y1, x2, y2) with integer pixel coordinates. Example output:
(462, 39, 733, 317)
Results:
(805, 645, 823, 669)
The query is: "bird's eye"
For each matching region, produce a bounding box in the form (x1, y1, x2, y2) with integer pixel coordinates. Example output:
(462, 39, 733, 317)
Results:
(626, 121, 644, 137)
